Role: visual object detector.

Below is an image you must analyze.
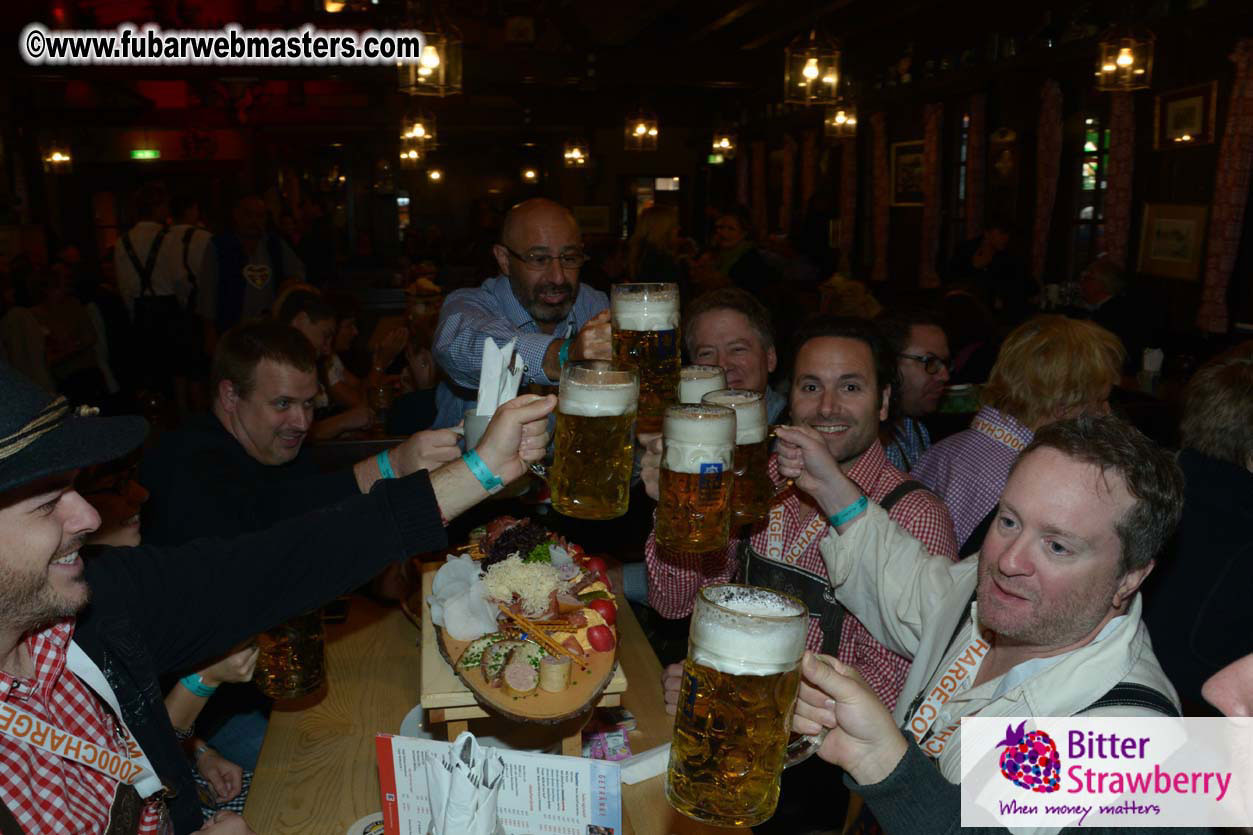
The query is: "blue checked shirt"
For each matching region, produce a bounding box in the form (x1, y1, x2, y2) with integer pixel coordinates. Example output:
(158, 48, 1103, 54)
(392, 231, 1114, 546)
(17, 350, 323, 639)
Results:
(883, 415, 932, 472)
(432, 275, 609, 422)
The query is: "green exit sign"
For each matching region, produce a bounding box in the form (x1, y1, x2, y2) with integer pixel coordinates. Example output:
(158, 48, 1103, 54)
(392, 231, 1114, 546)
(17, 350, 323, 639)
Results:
(130, 149, 160, 160)
(708, 153, 725, 165)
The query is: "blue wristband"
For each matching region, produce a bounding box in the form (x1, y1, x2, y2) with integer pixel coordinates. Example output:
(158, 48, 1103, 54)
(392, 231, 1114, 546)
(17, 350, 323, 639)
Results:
(179, 673, 218, 699)
(828, 495, 868, 528)
(376, 450, 396, 480)
(557, 337, 573, 370)
(463, 449, 505, 494)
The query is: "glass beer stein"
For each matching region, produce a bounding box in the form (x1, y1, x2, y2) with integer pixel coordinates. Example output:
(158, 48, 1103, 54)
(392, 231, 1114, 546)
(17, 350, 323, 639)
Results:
(254, 609, 326, 700)
(547, 361, 639, 520)
(678, 365, 727, 405)
(701, 388, 771, 525)
(666, 584, 812, 827)
(611, 282, 681, 434)
(655, 403, 736, 552)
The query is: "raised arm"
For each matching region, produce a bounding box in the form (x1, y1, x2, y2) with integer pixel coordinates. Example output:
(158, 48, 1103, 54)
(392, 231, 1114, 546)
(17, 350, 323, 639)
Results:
(433, 288, 566, 389)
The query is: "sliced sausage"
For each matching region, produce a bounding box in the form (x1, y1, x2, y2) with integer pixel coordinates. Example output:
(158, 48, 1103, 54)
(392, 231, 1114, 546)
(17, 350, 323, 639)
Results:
(539, 655, 572, 693)
(479, 639, 523, 686)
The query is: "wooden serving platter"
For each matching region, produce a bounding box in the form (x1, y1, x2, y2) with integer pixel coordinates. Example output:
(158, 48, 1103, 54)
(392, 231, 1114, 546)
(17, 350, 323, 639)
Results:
(419, 566, 627, 726)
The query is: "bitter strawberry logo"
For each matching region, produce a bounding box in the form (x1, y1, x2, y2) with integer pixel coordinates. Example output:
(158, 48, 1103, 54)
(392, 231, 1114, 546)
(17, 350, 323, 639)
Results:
(997, 721, 1061, 793)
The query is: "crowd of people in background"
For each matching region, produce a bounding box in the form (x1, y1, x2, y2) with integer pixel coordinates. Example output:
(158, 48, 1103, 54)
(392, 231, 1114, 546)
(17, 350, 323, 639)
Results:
(0, 183, 1250, 834)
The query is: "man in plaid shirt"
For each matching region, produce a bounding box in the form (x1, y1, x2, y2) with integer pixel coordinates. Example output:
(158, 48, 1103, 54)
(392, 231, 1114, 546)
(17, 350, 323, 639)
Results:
(646, 317, 958, 713)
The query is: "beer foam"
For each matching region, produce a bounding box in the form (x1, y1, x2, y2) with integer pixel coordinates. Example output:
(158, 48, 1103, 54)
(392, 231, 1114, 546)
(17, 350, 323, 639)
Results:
(662, 405, 735, 473)
(690, 586, 807, 676)
(701, 389, 768, 445)
(611, 291, 680, 332)
(678, 365, 726, 404)
(559, 382, 638, 417)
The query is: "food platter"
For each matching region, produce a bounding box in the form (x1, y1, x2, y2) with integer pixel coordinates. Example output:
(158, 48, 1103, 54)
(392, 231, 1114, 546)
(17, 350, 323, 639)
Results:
(422, 516, 627, 726)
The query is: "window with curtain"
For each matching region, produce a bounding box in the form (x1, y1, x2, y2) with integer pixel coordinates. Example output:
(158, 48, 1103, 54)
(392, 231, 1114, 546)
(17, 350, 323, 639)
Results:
(1072, 115, 1110, 273)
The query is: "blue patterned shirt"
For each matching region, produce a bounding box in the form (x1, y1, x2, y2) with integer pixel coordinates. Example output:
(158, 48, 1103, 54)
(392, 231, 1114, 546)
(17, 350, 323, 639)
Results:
(883, 416, 932, 472)
(432, 275, 610, 420)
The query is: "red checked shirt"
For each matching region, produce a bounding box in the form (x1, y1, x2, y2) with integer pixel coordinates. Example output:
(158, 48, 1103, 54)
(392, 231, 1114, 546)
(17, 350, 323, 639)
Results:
(646, 439, 958, 711)
(0, 619, 166, 835)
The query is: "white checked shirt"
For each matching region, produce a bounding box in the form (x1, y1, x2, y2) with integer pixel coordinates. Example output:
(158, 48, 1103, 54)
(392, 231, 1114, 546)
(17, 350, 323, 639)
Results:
(432, 276, 608, 415)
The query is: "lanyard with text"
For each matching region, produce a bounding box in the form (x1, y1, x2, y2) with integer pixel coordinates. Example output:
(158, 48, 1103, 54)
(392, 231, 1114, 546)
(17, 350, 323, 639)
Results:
(0, 641, 167, 800)
(764, 501, 828, 566)
(903, 602, 991, 759)
(969, 415, 1029, 454)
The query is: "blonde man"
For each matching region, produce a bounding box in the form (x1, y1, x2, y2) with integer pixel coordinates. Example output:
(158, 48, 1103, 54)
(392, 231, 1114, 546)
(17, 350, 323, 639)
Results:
(912, 315, 1124, 552)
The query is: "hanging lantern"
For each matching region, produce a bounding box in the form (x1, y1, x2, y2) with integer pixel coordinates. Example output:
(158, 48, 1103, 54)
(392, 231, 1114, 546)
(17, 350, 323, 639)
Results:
(401, 111, 438, 147)
(1095, 27, 1154, 91)
(562, 140, 590, 168)
(624, 111, 658, 151)
(399, 137, 424, 169)
(711, 130, 737, 160)
(43, 142, 72, 174)
(520, 166, 540, 184)
(427, 168, 443, 182)
(397, 1, 463, 97)
(784, 29, 841, 106)
(824, 102, 858, 139)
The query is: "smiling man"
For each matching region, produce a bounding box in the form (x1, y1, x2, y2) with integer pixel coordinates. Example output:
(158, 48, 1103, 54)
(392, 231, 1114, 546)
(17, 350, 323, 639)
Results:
(682, 287, 786, 423)
(649, 316, 957, 710)
(0, 360, 551, 834)
(433, 198, 612, 424)
(775, 415, 1185, 834)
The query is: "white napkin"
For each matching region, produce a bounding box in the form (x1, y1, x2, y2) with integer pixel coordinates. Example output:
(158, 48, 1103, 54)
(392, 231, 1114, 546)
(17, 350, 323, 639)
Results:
(476, 338, 524, 417)
(1142, 347, 1164, 374)
(424, 732, 505, 835)
(619, 742, 671, 785)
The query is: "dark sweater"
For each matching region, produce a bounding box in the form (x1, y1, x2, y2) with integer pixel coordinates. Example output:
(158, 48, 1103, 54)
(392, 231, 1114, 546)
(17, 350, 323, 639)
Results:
(70, 472, 445, 834)
(1143, 449, 1253, 708)
(850, 732, 1209, 834)
(139, 413, 359, 546)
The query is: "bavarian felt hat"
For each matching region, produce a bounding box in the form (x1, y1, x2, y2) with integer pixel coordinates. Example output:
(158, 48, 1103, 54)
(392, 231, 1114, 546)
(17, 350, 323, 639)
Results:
(0, 361, 147, 495)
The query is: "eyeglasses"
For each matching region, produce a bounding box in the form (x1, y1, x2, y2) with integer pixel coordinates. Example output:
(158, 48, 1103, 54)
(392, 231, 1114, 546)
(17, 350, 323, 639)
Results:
(501, 245, 587, 271)
(899, 352, 952, 376)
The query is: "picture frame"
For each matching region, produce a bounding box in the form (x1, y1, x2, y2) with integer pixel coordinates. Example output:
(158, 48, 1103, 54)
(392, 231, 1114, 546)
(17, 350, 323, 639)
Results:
(890, 140, 925, 206)
(1136, 203, 1208, 280)
(1153, 82, 1218, 149)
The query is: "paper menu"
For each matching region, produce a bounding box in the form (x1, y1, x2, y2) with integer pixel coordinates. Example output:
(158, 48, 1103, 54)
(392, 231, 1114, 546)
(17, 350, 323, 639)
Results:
(376, 734, 622, 835)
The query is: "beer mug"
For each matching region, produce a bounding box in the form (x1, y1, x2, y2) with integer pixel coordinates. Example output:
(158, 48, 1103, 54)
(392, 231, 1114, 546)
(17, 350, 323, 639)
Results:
(701, 389, 771, 525)
(611, 282, 681, 434)
(678, 365, 727, 405)
(666, 584, 810, 827)
(655, 403, 736, 552)
(548, 361, 639, 520)
(255, 610, 326, 700)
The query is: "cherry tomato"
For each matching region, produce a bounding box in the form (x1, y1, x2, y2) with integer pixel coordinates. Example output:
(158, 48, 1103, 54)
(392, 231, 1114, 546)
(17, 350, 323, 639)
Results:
(581, 556, 608, 577)
(587, 625, 615, 653)
(587, 598, 617, 626)
(567, 543, 584, 558)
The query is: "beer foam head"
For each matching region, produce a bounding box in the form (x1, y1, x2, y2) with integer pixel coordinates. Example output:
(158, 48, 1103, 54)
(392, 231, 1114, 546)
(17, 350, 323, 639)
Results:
(611, 283, 680, 332)
(690, 584, 807, 675)
(559, 362, 638, 417)
(678, 365, 727, 404)
(701, 388, 767, 444)
(662, 404, 735, 473)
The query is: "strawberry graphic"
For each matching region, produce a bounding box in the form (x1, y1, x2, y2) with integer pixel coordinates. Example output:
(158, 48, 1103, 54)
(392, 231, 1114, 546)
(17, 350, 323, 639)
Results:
(997, 721, 1061, 793)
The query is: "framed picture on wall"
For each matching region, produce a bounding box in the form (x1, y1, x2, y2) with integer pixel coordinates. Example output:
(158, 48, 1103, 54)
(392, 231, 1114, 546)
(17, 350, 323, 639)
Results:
(1153, 82, 1218, 148)
(890, 140, 925, 206)
(1137, 203, 1208, 280)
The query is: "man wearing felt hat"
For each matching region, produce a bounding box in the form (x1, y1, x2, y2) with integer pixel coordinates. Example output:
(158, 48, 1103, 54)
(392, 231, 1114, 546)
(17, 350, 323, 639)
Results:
(0, 361, 553, 834)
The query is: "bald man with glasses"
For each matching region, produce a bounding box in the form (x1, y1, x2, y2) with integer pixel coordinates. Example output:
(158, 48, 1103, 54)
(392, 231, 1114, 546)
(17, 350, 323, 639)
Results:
(433, 199, 612, 423)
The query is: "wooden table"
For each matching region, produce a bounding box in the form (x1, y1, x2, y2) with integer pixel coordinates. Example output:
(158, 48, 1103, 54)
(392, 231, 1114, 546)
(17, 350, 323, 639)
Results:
(244, 586, 743, 835)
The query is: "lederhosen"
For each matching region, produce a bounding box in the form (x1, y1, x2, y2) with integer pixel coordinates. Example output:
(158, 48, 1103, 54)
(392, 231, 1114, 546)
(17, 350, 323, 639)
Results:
(741, 480, 930, 657)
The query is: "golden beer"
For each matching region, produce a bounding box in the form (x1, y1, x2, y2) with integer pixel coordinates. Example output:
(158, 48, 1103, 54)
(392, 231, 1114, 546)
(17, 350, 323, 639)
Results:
(666, 585, 808, 827)
(702, 389, 771, 525)
(678, 365, 727, 404)
(611, 283, 680, 434)
(548, 361, 638, 520)
(655, 404, 736, 552)
(255, 610, 325, 700)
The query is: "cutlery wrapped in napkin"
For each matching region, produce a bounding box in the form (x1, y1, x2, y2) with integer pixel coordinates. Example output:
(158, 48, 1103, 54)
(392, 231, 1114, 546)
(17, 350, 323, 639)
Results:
(424, 731, 505, 835)
(475, 338, 524, 418)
